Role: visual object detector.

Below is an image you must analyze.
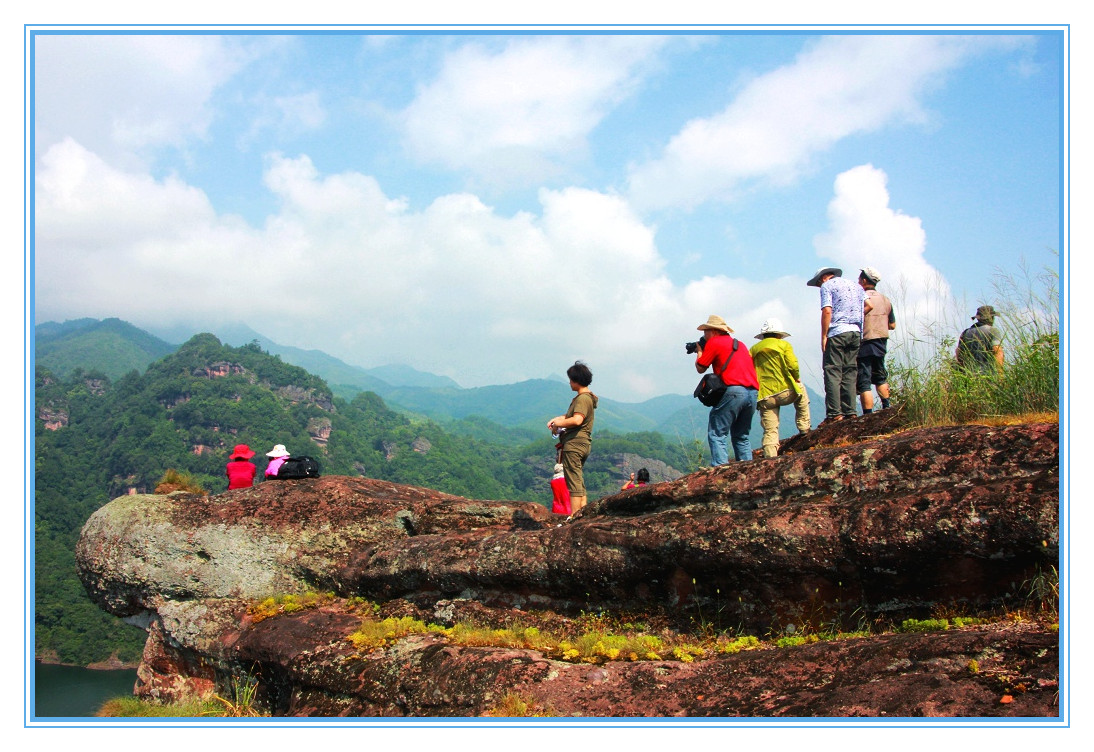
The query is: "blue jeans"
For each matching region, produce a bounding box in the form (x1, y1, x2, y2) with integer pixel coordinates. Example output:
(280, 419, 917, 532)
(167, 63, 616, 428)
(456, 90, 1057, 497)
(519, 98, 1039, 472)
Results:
(708, 385, 758, 465)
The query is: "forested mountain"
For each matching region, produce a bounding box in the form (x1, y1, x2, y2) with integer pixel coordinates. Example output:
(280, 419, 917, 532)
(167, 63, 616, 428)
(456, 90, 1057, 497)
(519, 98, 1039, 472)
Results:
(34, 334, 693, 665)
(35, 318, 176, 380)
(37, 318, 822, 443)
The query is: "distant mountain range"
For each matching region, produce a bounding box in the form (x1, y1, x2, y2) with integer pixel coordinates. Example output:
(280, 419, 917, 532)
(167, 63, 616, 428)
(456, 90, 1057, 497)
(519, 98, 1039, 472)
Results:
(34, 317, 822, 441)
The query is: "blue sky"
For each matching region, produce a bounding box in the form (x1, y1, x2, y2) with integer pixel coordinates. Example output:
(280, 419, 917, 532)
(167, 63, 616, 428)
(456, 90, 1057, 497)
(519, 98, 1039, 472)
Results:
(30, 26, 1064, 402)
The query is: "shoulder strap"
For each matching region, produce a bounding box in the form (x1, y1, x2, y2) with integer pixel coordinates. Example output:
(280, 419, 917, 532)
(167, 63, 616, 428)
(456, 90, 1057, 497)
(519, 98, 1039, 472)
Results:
(714, 337, 739, 378)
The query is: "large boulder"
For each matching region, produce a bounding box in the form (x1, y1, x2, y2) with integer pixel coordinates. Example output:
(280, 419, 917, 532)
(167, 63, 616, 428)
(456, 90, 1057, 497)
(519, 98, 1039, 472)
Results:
(341, 422, 1058, 628)
(74, 420, 1060, 717)
(75, 477, 549, 616)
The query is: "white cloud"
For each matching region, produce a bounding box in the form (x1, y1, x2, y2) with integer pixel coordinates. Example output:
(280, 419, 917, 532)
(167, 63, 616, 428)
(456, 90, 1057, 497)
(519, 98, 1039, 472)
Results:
(239, 91, 327, 151)
(627, 34, 1027, 211)
(33, 35, 266, 168)
(35, 137, 843, 400)
(399, 35, 669, 185)
(813, 163, 954, 367)
(35, 138, 263, 316)
(278, 92, 326, 129)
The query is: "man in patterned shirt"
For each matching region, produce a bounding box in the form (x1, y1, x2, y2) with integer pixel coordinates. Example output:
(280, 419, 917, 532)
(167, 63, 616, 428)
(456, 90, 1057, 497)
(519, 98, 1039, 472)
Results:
(807, 266, 871, 422)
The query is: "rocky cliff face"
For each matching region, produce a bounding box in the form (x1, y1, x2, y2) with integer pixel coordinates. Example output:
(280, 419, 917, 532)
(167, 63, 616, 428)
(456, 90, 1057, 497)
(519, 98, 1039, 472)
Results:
(75, 414, 1059, 718)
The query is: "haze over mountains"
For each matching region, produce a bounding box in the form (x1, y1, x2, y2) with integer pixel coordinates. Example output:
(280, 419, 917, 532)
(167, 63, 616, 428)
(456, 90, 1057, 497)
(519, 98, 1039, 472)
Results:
(34, 317, 823, 440)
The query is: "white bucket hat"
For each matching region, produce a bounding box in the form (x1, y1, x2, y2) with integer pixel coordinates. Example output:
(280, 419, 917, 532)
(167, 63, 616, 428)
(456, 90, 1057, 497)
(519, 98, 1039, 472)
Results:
(755, 318, 791, 339)
(266, 444, 290, 458)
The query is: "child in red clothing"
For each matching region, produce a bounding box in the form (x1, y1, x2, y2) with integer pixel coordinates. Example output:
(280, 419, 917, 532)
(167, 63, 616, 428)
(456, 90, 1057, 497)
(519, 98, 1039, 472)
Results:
(550, 463, 571, 516)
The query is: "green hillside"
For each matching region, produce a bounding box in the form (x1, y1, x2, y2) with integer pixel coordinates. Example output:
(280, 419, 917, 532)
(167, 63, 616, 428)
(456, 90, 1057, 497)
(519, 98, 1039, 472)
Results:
(35, 318, 176, 380)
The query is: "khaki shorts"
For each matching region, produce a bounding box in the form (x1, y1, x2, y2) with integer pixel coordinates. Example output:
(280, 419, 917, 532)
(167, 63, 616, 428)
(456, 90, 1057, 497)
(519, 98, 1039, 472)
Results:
(560, 441, 591, 496)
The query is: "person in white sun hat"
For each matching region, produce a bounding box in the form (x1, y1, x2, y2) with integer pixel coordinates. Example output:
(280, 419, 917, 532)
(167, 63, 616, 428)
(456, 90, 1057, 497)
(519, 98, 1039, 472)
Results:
(264, 444, 291, 479)
(749, 318, 811, 458)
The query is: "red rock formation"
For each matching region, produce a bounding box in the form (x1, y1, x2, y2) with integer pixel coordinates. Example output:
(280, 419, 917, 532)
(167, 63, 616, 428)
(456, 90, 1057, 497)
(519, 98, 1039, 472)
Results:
(74, 419, 1059, 718)
(226, 605, 1056, 717)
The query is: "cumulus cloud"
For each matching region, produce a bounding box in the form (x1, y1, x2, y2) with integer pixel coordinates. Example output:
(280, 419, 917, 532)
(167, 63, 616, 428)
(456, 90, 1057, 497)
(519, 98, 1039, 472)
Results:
(35, 136, 846, 400)
(35, 139, 264, 316)
(35, 142, 672, 398)
(399, 35, 669, 185)
(627, 34, 1028, 211)
(33, 35, 269, 168)
(813, 163, 952, 365)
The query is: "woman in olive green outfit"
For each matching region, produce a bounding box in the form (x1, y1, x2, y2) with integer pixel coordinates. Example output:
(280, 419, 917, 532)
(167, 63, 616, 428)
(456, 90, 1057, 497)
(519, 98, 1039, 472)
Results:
(547, 361, 597, 515)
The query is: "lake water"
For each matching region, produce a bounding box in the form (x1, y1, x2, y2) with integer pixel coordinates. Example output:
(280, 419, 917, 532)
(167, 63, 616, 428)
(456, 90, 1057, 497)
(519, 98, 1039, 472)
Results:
(34, 663, 138, 719)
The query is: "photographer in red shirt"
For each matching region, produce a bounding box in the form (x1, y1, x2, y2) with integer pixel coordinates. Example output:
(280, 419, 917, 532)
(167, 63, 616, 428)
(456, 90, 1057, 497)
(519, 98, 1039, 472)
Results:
(693, 315, 759, 465)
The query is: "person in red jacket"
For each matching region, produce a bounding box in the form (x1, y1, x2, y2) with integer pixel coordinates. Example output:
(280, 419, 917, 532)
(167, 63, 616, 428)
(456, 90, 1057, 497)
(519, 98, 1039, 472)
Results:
(693, 315, 759, 465)
(225, 444, 257, 489)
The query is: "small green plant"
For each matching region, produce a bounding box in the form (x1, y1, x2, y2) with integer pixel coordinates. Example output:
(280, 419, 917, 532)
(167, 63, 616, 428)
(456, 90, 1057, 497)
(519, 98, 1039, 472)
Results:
(1017, 564, 1059, 618)
(951, 616, 983, 628)
(775, 634, 821, 648)
(712, 635, 759, 654)
(347, 615, 439, 652)
(209, 675, 266, 717)
(248, 591, 335, 623)
(671, 643, 707, 663)
(897, 618, 951, 633)
(673, 425, 707, 473)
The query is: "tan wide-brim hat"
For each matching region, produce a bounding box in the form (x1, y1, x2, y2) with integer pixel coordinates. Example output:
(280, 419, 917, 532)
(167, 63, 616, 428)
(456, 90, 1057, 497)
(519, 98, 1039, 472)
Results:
(807, 266, 842, 287)
(697, 314, 734, 334)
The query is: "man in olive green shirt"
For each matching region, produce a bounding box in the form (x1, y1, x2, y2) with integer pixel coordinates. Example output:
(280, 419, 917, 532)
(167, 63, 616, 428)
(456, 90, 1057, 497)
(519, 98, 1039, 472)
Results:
(749, 319, 811, 458)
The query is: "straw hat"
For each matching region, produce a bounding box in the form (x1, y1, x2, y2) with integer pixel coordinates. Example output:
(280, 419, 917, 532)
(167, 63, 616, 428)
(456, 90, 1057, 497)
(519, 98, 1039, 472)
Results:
(697, 314, 734, 334)
(266, 444, 290, 458)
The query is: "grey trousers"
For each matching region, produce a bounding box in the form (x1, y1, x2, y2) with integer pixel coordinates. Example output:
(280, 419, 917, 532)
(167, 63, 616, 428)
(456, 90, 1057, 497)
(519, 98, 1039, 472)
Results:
(823, 331, 861, 418)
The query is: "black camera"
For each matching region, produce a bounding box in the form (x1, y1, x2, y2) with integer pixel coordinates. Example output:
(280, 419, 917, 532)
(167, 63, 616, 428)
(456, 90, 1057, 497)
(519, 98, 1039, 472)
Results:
(685, 335, 708, 355)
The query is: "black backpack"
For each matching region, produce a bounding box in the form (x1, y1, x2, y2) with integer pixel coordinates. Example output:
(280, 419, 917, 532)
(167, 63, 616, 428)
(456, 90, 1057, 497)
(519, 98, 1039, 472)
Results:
(276, 456, 321, 479)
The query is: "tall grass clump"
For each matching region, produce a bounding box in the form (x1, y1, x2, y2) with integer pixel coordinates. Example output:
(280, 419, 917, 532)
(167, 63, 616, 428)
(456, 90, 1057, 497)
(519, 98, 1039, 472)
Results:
(887, 255, 1059, 427)
(154, 468, 208, 495)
